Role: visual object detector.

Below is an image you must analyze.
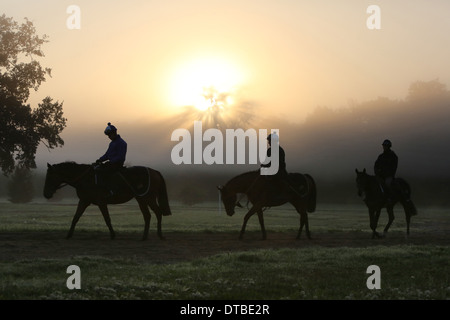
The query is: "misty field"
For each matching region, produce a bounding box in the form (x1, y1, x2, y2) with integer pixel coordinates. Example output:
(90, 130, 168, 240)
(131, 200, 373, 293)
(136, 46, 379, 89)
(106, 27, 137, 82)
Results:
(0, 200, 449, 300)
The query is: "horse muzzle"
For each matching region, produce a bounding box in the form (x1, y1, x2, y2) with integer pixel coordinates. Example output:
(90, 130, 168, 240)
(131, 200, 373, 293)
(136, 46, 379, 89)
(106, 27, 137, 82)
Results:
(226, 209, 235, 217)
(357, 189, 366, 198)
(43, 189, 55, 199)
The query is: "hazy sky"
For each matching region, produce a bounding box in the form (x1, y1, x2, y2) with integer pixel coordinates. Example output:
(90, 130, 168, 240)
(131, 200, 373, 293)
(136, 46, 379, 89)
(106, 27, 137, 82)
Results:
(3, 0, 450, 170)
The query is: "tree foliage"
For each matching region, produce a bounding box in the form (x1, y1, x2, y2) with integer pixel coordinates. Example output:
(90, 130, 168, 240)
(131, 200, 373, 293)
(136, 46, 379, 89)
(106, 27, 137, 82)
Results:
(0, 14, 67, 175)
(7, 165, 34, 203)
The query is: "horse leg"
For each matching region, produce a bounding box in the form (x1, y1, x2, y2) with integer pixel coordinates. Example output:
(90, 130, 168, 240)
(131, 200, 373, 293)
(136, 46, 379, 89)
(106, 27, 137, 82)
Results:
(373, 208, 382, 239)
(98, 203, 115, 239)
(148, 197, 165, 240)
(383, 206, 395, 237)
(297, 212, 311, 240)
(405, 212, 411, 238)
(293, 201, 311, 240)
(256, 209, 267, 240)
(239, 206, 258, 240)
(137, 199, 151, 240)
(401, 200, 414, 237)
(67, 199, 90, 239)
(369, 208, 381, 239)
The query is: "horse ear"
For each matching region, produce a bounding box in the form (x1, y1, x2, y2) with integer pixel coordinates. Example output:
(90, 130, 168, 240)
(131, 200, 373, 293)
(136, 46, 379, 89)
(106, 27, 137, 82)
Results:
(355, 168, 358, 173)
(47, 163, 52, 168)
(363, 168, 366, 173)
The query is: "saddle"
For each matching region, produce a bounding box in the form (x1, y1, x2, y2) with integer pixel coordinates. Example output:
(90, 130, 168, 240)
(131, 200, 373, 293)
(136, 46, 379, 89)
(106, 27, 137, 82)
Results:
(261, 173, 307, 202)
(377, 177, 409, 201)
(96, 166, 150, 197)
(116, 166, 151, 196)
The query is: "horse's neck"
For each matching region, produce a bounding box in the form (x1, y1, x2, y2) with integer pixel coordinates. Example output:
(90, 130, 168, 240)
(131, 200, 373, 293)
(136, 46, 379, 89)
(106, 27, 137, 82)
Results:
(365, 175, 382, 195)
(227, 172, 259, 194)
(61, 164, 91, 182)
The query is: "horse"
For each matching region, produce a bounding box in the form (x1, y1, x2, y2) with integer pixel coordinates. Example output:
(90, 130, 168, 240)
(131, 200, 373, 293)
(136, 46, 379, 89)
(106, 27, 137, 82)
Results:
(355, 168, 417, 239)
(217, 170, 316, 240)
(43, 162, 172, 240)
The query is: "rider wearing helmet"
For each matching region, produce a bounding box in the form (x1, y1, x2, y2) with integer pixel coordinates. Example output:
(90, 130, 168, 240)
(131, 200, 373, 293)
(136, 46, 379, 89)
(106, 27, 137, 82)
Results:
(95, 122, 127, 197)
(374, 139, 398, 202)
(260, 133, 287, 178)
(258, 132, 296, 202)
(97, 122, 127, 167)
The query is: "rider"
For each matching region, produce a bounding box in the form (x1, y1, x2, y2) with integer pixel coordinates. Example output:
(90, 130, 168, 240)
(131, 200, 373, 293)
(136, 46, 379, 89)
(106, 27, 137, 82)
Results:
(95, 122, 127, 197)
(261, 133, 287, 178)
(260, 133, 296, 200)
(374, 139, 398, 203)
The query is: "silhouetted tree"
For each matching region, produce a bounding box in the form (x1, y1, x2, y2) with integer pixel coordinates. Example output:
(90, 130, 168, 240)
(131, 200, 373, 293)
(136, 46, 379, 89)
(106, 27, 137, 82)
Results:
(7, 165, 34, 203)
(0, 14, 67, 175)
(407, 79, 448, 102)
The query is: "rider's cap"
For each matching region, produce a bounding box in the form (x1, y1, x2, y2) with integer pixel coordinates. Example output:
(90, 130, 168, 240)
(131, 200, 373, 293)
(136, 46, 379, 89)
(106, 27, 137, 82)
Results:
(382, 139, 392, 147)
(104, 122, 117, 135)
(267, 132, 279, 142)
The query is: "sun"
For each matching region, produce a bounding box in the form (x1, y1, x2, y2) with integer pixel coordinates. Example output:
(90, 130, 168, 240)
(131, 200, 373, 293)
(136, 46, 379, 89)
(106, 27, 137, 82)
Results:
(169, 57, 245, 111)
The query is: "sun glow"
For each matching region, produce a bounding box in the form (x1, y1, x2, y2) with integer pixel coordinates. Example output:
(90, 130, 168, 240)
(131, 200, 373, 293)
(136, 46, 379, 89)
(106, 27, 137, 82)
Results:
(169, 57, 245, 111)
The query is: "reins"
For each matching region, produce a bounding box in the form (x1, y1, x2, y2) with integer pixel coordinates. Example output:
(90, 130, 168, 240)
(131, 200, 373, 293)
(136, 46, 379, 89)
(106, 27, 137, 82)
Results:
(236, 175, 260, 208)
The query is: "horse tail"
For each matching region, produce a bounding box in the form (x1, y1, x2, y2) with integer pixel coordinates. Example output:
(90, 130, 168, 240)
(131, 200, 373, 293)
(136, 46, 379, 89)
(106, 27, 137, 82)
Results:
(397, 178, 418, 216)
(305, 174, 317, 213)
(156, 171, 172, 216)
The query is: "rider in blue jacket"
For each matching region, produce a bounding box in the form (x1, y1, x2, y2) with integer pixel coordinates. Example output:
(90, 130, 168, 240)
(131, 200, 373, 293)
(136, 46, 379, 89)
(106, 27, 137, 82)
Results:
(98, 123, 127, 166)
(95, 123, 127, 197)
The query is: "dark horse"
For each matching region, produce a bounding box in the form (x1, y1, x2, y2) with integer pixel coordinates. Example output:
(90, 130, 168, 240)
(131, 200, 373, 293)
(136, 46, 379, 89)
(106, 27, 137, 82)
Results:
(355, 168, 417, 239)
(44, 162, 172, 240)
(217, 171, 316, 240)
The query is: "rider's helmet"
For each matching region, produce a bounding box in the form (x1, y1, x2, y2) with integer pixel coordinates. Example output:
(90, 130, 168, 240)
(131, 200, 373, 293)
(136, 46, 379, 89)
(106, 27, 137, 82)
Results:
(382, 139, 392, 148)
(104, 122, 117, 135)
(267, 132, 279, 144)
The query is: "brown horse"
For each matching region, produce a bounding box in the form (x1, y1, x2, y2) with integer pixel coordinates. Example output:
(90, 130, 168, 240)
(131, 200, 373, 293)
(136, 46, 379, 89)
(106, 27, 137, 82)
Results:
(355, 168, 417, 238)
(44, 162, 171, 240)
(217, 170, 316, 240)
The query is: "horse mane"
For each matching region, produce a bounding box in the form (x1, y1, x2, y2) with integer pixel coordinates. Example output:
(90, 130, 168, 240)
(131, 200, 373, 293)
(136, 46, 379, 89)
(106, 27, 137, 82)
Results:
(53, 161, 90, 171)
(226, 170, 259, 184)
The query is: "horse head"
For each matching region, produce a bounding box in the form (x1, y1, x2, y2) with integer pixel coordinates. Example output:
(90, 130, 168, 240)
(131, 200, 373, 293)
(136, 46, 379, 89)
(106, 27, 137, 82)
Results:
(355, 168, 368, 197)
(217, 185, 237, 216)
(43, 163, 63, 199)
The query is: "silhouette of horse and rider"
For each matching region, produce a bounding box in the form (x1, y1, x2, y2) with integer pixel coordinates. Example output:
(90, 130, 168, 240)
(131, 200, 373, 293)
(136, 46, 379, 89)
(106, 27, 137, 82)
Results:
(356, 139, 418, 238)
(44, 123, 171, 240)
(218, 133, 317, 240)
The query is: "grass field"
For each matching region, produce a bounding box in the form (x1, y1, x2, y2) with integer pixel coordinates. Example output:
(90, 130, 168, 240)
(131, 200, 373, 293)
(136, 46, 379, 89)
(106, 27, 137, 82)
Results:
(0, 200, 449, 300)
